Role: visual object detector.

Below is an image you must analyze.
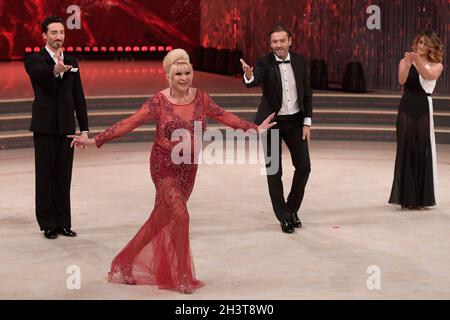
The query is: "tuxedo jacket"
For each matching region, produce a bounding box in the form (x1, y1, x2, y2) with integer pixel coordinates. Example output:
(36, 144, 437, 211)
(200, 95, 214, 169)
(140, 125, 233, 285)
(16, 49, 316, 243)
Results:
(245, 52, 312, 125)
(24, 48, 89, 135)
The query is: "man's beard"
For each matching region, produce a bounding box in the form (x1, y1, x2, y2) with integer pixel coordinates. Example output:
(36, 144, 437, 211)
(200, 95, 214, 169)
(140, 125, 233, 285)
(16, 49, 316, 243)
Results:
(51, 41, 63, 48)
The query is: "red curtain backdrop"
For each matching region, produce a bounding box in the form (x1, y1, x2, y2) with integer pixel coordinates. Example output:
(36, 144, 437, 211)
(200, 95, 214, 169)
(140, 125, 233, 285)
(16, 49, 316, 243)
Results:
(0, 0, 448, 93)
(200, 0, 449, 93)
(0, 0, 200, 60)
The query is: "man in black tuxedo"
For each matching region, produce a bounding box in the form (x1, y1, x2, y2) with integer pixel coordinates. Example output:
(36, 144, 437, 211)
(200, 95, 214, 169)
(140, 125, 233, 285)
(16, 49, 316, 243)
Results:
(241, 25, 312, 234)
(24, 16, 89, 239)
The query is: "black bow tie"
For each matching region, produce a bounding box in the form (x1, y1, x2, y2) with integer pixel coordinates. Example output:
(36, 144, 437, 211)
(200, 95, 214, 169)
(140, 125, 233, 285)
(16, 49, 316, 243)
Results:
(276, 60, 291, 64)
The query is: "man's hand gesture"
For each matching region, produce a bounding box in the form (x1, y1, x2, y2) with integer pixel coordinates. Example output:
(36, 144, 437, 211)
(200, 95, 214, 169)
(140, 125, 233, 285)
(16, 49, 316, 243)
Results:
(240, 58, 253, 80)
(54, 55, 72, 75)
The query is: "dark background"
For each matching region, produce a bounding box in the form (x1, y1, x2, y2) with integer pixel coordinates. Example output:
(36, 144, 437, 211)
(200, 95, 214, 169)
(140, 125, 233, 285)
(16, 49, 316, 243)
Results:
(0, 0, 200, 59)
(200, 0, 449, 93)
(0, 0, 448, 93)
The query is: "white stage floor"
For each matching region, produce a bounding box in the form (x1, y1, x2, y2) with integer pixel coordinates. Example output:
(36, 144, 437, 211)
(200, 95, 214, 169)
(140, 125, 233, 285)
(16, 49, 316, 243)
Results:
(1, 140, 450, 299)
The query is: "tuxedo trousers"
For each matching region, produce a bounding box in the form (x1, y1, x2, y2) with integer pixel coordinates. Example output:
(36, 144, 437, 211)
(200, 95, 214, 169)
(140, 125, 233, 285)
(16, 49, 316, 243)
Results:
(263, 112, 311, 222)
(33, 133, 74, 230)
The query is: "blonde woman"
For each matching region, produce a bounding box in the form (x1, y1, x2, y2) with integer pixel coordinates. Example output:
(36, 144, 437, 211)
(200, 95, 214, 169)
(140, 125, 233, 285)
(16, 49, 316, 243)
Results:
(69, 49, 275, 294)
(389, 31, 445, 209)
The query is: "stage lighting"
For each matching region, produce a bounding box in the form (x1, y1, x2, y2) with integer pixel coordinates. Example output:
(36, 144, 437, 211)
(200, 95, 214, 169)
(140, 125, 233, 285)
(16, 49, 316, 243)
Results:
(27, 43, 175, 59)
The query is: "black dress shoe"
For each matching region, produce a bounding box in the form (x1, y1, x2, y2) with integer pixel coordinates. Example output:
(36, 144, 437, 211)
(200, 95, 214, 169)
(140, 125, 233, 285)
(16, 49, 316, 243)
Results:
(57, 228, 77, 237)
(292, 212, 302, 228)
(280, 219, 295, 234)
(44, 229, 57, 239)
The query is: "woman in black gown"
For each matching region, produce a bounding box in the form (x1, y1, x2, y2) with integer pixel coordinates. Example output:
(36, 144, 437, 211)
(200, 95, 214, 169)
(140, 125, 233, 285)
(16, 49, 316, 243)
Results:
(389, 31, 444, 209)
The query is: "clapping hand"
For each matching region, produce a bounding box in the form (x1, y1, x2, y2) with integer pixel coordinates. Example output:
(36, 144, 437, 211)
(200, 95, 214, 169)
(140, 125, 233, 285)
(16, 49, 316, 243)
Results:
(404, 51, 421, 65)
(409, 52, 420, 62)
(404, 52, 413, 64)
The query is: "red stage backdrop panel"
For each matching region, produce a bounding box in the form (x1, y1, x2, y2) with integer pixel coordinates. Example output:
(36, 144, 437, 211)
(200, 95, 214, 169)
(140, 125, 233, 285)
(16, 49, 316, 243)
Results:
(200, 0, 449, 94)
(0, 0, 200, 60)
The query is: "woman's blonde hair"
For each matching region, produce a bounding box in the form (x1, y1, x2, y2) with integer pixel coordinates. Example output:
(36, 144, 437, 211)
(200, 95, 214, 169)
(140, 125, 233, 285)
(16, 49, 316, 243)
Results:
(162, 48, 193, 86)
(411, 31, 445, 63)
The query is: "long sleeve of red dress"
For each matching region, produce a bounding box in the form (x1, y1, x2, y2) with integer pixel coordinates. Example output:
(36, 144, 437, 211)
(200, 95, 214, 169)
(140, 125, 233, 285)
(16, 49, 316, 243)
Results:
(202, 91, 258, 132)
(94, 95, 160, 148)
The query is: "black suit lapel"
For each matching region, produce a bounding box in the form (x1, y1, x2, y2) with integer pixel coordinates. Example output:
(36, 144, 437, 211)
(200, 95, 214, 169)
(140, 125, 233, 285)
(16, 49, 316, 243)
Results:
(271, 54, 282, 84)
(41, 48, 56, 67)
(290, 54, 303, 96)
(270, 54, 283, 106)
(39, 48, 62, 90)
(41, 48, 70, 82)
(291, 53, 303, 95)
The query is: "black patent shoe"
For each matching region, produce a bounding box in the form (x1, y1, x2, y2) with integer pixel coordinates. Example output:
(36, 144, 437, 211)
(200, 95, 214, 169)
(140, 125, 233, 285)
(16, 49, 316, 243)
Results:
(44, 229, 57, 239)
(280, 219, 295, 234)
(57, 228, 77, 237)
(292, 212, 302, 228)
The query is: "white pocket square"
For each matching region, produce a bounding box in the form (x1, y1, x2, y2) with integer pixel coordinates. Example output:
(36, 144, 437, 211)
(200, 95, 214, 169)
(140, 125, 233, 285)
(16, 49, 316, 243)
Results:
(70, 68, 78, 72)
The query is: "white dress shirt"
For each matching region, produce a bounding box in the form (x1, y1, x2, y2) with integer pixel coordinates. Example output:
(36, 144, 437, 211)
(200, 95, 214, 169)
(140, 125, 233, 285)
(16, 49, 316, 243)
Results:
(244, 52, 311, 126)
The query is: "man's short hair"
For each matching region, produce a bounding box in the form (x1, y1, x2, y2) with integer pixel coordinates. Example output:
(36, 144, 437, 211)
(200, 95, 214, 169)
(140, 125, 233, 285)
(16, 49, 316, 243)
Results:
(269, 25, 292, 39)
(41, 16, 64, 33)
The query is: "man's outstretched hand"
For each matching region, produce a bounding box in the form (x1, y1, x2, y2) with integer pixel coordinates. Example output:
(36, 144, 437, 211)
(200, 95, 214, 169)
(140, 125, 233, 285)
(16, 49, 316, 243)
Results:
(240, 58, 253, 81)
(54, 55, 72, 75)
(67, 133, 94, 149)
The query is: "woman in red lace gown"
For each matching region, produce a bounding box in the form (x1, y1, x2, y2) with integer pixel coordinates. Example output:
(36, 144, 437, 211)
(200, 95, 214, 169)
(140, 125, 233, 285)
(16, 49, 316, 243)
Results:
(69, 49, 275, 294)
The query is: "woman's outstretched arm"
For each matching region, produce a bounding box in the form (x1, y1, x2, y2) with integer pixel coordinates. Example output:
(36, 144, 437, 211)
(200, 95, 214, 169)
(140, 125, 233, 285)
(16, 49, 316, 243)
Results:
(68, 94, 160, 148)
(203, 91, 275, 133)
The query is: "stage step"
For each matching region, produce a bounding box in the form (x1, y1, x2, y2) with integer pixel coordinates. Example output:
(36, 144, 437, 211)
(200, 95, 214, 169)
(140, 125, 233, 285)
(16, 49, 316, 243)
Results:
(1, 94, 449, 149)
(1, 94, 449, 114)
(2, 107, 450, 131)
(2, 124, 450, 150)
